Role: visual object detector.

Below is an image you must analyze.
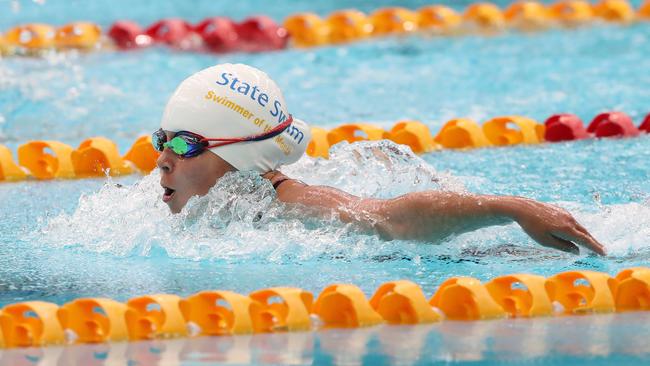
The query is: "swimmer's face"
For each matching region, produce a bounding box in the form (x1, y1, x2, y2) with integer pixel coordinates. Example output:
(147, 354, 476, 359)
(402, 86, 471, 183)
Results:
(157, 131, 235, 213)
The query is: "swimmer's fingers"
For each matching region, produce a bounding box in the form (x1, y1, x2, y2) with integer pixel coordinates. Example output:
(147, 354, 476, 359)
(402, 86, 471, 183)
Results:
(552, 229, 607, 256)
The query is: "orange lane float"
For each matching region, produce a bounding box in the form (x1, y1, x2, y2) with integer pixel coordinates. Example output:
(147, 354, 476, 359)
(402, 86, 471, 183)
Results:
(312, 284, 383, 328)
(482, 116, 545, 146)
(0, 302, 64, 347)
(249, 287, 314, 332)
(179, 291, 259, 336)
(504, 1, 552, 30)
(370, 280, 441, 324)
(417, 5, 463, 33)
(0, 34, 11, 55)
(593, 0, 636, 23)
(434, 118, 490, 149)
(326, 123, 388, 146)
(640, 0, 650, 19)
(125, 294, 188, 340)
(463, 3, 506, 31)
(0, 145, 26, 182)
(549, 0, 595, 26)
(370, 7, 419, 35)
(1, 268, 650, 349)
(283, 13, 330, 47)
(306, 127, 330, 159)
(615, 268, 650, 312)
(4, 23, 56, 50)
(326, 10, 374, 44)
(57, 298, 129, 343)
(545, 271, 617, 315)
(429, 277, 507, 320)
(17, 140, 75, 179)
(485, 274, 553, 317)
(71, 137, 133, 177)
(123, 136, 159, 173)
(387, 120, 438, 154)
(55, 22, 102, 49)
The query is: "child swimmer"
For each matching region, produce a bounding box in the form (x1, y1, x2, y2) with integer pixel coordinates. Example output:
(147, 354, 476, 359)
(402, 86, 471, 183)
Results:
(154, 63, 606, 256)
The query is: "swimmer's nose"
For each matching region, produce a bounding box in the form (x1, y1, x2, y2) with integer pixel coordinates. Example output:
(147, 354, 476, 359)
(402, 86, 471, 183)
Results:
(156, 148, 174, 173)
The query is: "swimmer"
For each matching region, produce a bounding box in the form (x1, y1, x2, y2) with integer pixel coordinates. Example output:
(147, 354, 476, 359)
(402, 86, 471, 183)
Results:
(155, 63, 606, 256)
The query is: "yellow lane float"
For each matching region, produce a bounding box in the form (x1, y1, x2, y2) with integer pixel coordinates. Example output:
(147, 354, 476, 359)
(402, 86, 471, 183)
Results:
(283, 13, 330, 47)
(0, 145, 26, 181)
(614, 267, 650, 312)
(504, 1, 551, 30)
(0, 302, 64, 347)
(249, 287, 314, 332)
(388, 120, 438, 154)
(545, 271, 617, 315)
(369, 280, 441, 324)
(125, 294, 187, 340)
(55, 22, 102, 49)
(434, 118, 490, 149)
(57, 298, 129, 343)
(370, 7, 419, 35)
(549, 0, 595, 26)
(485, 274, 553, 317)
(326, 10, 374, 44)
(417, 5, 463, 33)
(463, 3, 506, 31)
(306, 127, 330, 158)
(17, 140, 75, 179)
(71, 137, 133, 177)
(327, 123, 388, 146)
(312, 284, 383, 328)
(4, 23, 56, 50)
(429, 277, 507, 320)
(593, 0, 635, 23)
(123, 135, 159, 173)
(482, 116, 545, 146)
(179, 290, 259, 336)
(640, 0, 650, 19)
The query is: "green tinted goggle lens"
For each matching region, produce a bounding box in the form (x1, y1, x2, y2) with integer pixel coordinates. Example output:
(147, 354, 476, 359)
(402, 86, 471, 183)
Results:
(163, 137, 190, 155)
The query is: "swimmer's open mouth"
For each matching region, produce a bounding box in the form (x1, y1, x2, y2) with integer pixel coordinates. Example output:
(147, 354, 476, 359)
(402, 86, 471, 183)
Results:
(162, 186, 175, 203)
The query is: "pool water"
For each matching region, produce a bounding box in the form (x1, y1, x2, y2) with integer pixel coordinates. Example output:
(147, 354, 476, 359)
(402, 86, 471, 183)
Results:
(1, 0, 650, 364)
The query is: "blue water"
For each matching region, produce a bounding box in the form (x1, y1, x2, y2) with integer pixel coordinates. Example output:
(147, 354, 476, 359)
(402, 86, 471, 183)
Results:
(2, 0, 650, 364)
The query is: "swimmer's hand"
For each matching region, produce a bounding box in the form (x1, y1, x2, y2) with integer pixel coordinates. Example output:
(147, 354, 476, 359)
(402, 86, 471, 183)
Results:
(501, 197, 607, 256)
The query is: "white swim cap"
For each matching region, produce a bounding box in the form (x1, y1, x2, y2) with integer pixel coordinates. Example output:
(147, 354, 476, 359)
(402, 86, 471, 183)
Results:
(161, 63, 310, 173)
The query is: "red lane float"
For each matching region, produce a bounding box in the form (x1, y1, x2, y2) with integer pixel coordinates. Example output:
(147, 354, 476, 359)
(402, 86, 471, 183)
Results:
(640, 113, 650, 133)
(145, 18, 194, 47)
(587, 111, 639, 138)
(108, 21, 151, 49)
(544, 113, 590, 142)
(236, 15, 288, 52)
(195, 17, 239, 53)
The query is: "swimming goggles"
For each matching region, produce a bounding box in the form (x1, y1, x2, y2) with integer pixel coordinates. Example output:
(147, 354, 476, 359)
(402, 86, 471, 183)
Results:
(152, 115, 293, 158)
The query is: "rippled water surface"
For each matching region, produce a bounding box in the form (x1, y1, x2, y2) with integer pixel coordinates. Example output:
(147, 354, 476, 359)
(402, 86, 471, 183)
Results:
(1, 0, 650, 364)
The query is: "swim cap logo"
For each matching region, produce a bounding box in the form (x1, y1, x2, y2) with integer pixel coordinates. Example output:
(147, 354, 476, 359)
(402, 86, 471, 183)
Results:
(216, 72, 290, 125)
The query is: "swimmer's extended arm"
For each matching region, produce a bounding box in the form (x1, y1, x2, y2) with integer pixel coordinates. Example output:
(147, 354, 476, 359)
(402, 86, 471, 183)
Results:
(270, 175, 606, 256)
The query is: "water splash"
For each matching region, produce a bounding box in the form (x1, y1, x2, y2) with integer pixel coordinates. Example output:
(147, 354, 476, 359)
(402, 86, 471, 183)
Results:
(36, 141, 650, 262)
(37, 141, 461, 261)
